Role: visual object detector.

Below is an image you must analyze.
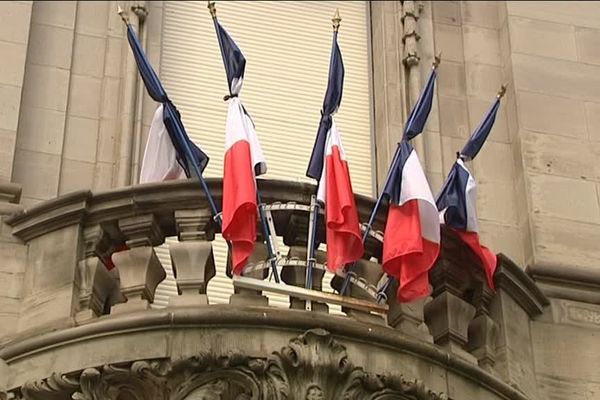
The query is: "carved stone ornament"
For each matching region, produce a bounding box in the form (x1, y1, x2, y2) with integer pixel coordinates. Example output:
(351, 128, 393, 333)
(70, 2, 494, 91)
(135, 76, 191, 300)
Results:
(9, 330, 447, 400)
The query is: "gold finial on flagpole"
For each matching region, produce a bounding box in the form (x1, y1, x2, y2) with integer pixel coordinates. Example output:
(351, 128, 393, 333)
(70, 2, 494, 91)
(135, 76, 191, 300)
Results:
(332, 9, 342, 32)
(497, 83, 507, 99)
(433, 52, 442, 69)
(208, 1, 217, 18)
(117, 3, 129, 24)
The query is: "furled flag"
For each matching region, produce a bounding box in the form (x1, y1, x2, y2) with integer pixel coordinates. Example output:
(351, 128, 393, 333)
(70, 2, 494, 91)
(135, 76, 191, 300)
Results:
(381, 64, 441, 302)
(211, 10, 267, 275)
(436, 87, 505, 289)
(119, 10, 209, 183)
(307, 14, 363, 273)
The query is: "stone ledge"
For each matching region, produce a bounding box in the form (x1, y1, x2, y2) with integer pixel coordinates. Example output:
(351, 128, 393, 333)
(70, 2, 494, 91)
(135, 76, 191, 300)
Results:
(527, 262, 600, 304)
(495, 254, 549, 316)
(0, 306, 530, 400)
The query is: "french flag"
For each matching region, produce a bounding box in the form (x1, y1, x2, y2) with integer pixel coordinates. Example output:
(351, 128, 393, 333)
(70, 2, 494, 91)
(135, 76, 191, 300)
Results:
(120, 20, 209, 184)
(307, 23, 363, 273)
(213, 15, 267, 275)
(381, 67, 440, 302)
(436, 91, 504, 289)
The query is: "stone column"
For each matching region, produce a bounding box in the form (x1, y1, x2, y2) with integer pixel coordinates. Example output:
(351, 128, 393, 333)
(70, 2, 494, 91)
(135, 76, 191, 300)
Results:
(370, 1, 406, 192)
(114, 1, 146, 187)
(111, 214, 166, 313)
(168, 209, 215, 307)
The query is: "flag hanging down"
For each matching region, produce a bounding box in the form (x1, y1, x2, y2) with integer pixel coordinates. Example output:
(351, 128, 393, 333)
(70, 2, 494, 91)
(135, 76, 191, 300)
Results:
(382, 141, 440, 302)
(308, 23, 363, 273)
(381, 67, 440, 302)
(436, 92, 504, 289)
(213, 15, 267, 275)
(121, 20, 209, 183)
(316, 118, 363, 272)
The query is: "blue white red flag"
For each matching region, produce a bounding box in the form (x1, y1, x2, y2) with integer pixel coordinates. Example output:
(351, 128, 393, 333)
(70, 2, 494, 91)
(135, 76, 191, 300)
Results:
(213, 17, 267, 275)
(381, 69, 440, 302)
(122, 22, 208, 183)
(436, 95, 503, 289)
(310, 28, 363, 273)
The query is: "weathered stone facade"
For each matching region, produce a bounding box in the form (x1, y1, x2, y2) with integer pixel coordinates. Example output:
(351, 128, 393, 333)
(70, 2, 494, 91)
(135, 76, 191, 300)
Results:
(1, 1, 599, 399)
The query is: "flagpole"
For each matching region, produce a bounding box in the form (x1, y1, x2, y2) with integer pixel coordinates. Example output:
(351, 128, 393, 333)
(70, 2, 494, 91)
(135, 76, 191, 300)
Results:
(208, 1, 280, 283)
(339, 56, 441, 297)
(375, 82, 507, 303)
(118, 5, 223, 225)
(304, 9, 343, 294)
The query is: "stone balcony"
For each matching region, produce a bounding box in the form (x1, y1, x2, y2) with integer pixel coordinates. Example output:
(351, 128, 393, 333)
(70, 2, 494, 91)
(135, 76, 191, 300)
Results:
(0, 179, 548, 400)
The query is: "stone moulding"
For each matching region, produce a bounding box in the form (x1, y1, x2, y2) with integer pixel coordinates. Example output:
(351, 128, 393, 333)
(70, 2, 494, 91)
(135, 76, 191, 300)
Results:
(6, 329, 447, 400)
(526, 261, 600, 304)
(3, 179, 388, 243)
(0, 308, 530, 400)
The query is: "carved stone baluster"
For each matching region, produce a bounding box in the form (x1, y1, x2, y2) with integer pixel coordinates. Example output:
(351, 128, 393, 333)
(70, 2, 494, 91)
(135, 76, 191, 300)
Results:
(168, 209, 215, 307)
(229, 240, 269, 307)
(331, 259, 386, 325)
(281, 246, 328, 313)
(424, 258, 477, 363)
(74, 225, 120, 323)
(383, 278, 433, 342)
(111, 215, 166, 314)
(467, 283, 498, 371)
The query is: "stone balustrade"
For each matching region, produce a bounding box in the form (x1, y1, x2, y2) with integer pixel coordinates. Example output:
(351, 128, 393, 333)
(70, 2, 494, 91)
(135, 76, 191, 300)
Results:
(0, 179, 549, 400)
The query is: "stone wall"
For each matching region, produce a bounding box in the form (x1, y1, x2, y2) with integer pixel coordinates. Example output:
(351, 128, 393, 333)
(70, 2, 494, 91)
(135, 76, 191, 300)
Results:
(0, 2, 32, 183)
(8, 1, 161, 208)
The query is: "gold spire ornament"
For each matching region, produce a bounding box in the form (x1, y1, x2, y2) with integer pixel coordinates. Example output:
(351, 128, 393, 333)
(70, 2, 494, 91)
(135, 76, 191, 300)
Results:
(432, 52, 442, 69)
(332, 9, 341, 32)
(208, 1, 217, 18)
(497, 83, 507, 99)
(117, 3, 129, 24)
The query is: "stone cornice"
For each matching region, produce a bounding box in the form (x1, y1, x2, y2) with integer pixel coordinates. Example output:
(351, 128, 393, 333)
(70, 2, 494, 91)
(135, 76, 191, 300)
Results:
(0, 307, 529, 400)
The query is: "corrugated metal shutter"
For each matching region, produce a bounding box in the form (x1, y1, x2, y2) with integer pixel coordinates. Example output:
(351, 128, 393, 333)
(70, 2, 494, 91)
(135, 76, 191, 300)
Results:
(155, 0, 372, 308)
